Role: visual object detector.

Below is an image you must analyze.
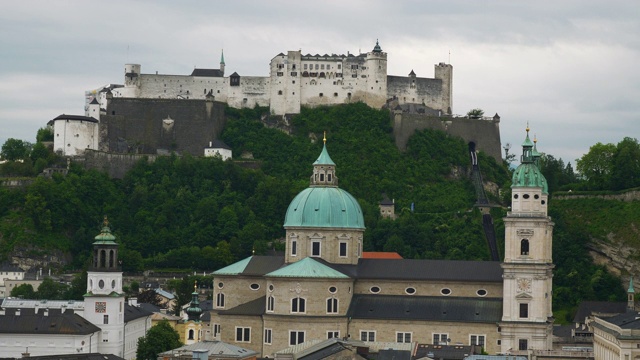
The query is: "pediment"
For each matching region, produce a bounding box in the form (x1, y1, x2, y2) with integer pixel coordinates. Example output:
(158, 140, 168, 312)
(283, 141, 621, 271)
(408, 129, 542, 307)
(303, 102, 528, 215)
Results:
(515, 293, 533, 300)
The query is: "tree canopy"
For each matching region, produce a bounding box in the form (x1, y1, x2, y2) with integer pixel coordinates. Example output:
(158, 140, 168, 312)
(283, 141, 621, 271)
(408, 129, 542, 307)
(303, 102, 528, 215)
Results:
(136, 319, 182, 360)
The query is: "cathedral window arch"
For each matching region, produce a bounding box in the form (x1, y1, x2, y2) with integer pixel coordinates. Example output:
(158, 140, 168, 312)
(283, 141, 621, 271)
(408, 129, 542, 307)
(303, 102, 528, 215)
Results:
(521, 239, 530, 255)
(267, 296, 275, 312)
(291, 297, 306, 313)
(109, 250, 114, 268)
(188, 329, 194, 340)
(311, 241, 321, 257)
(100, 250, 106, 268)
(216, 292, 225, 308)
(326, 297, 338, 314)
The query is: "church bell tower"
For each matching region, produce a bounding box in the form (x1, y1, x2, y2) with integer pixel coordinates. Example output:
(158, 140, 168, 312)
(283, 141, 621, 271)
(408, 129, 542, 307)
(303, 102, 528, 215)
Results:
(500, 127, 554, 353)
(84, 216, 125, 357)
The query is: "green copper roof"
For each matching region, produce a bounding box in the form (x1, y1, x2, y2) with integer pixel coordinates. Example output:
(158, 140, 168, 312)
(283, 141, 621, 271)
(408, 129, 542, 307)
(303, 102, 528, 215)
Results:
(284, 187, 365, 229)
(313, 144, 335, 166)
(93, 216, 116, 244)
(213, 256, 252, 275)
(629, 277, 635, 293)
(220, 49, 225, 65)
(512, 129, 548, 194)
(522, 133, 534, 147)
(266, 257, 349, 278)
(373, 39, 382, 53)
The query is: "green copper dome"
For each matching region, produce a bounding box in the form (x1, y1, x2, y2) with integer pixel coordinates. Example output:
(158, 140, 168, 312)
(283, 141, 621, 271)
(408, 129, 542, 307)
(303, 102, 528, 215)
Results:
(512, 128, 548, 194)
(314, 143, 335, 166)
(94, 216, 117, 244)
(284, 187, 365, 229)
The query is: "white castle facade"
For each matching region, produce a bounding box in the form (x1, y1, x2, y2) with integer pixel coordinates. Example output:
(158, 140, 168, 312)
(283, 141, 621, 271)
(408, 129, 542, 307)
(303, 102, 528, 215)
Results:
(91, 41, 452, 116)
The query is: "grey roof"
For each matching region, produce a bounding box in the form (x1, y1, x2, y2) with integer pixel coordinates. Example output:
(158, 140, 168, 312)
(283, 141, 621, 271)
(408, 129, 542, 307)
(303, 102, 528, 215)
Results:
(206, 139, 231, 150)
(414, 344, 475, 360)
(465, 356, 527, 360)
(137, 302, 162, 314)
(48, 114, 99, 125)
(243, 256, 286, 275)
(356, 259, 502, 282)
(573, 301, 627, 323)
(0, 263, 23, 272)
(219, 296, 265, 316)
(0, 308, 100, 335)
(124, 303, 153, 323)
(378, 349, 412, 360)
(158, 340, 258, 358)
(155, 288, 175, 299)
(379, 194, 394, 206)
(89, 98, 99, 105)
(347, 294, 502, 323)
(190, 68, 224, 77)
(1, 298, 84, 311)
(296, 340, 354, 360)
(601, 310, 640, 329)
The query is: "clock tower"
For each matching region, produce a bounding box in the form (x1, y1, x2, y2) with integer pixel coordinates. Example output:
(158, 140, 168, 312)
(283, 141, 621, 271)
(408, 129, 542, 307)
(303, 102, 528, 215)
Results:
(84, 216, 125, 357)
(500, 128, 554, 353)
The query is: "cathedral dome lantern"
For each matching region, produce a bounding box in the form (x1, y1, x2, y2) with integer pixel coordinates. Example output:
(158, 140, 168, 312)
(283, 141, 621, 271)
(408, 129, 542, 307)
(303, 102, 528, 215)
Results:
(92, 216, 121, 272)
(511, 126, 548, 214)
(186, 282, 203, 321)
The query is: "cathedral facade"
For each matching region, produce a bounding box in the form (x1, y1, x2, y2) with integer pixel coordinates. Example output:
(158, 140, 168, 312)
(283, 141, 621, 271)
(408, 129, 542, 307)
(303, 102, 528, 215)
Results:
(210, 129, 553, 357)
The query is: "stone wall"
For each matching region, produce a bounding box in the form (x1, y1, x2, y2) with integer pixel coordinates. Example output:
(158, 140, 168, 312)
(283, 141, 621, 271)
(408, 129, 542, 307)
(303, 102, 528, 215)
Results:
(554, 190, 640, 202)
(83, 150, 157, 179)
(100, 97, 226, 156)
(393, 112, 502, 162)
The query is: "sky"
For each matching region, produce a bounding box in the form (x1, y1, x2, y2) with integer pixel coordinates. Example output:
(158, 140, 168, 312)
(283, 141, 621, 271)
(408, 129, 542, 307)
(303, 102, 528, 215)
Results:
(1, 0, 638, 166)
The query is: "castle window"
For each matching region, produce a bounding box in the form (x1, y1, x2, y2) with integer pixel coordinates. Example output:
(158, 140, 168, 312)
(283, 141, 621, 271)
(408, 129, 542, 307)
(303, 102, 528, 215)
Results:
(339, 242, 347, 257)
(264, 328, 272, 344)
(315, 64, 319, 70)
(112, 111, 115, 115)
(216, 292, 225, 308)
(204, 89, 207, 94)
(304, 64, 308, 70)
(321, 64, 325, 70)
(326, 298, 338, 313)
(360, 331, 375, 342)
(292, 80, 295, 84)
(521, 239, 529, 255)
(334, 92, 338, 97)
(319, 93, 323, 97)
(188, 329, 194, 340)
(397, 332, 412, 343)
(311, 241, 321, 257)
(278, 90, 283, 95)
(235, 327, 251, 342)
(291, 297, 306, 313)
(267, 296, 274, 312)
(277, 72, 283, 76)
(518, 339, 528, 350)
(519, 303, 528, 318)
(290, 330, 305, 345)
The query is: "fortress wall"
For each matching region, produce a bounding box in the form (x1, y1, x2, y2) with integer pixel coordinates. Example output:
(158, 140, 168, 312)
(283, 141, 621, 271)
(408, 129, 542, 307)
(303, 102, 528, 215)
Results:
(83, 150, 157, 179)
(137, 74, 227, 100)
(227, 76, 270, 109)
(393, 112, 502, 162)
(387, 76, 446, 111)
(100, 97, 226, 156)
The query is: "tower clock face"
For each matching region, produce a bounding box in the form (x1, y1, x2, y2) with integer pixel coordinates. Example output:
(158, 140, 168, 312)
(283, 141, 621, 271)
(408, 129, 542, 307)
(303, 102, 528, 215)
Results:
(95, 301, 107, 313)
(517, 278, 532, 293)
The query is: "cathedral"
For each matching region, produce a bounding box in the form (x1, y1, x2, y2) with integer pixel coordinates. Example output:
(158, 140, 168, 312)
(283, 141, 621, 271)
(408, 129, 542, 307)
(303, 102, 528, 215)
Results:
(210, 128, 554, 356)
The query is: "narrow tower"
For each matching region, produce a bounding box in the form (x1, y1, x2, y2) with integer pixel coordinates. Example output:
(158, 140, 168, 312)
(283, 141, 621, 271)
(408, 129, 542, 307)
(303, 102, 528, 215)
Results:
(220, 49, 225, 76)
(84, 216, 125, 357)
(500, 127, 554, 353)
(628, 277, 635, 310)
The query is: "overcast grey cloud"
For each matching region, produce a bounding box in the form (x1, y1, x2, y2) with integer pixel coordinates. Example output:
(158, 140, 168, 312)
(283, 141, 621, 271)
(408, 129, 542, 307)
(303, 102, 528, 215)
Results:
(1, 0, 638, 165)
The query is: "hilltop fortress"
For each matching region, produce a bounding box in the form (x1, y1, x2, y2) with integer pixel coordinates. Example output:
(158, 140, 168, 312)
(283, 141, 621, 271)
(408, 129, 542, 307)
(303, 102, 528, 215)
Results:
(101, 41, 453, 116)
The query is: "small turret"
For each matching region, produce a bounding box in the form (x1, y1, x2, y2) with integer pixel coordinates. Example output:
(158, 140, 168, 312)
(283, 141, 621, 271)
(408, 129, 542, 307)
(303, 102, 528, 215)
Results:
(628, 277, 635, 310)
(372, 39, 382, 53)
(310, 132, 338, 187)
(185, 282, 203, 321)
(219, 49, 225, 76)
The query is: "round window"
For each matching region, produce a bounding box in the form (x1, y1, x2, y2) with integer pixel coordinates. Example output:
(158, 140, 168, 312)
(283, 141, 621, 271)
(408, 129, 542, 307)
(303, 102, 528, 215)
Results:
(268, 284, 274, 292)
(541, 200, 546, 205)
(218, 282, 224, 289)
(111, 280, 116, 289)
(250, 283, 260, 290)
(405, 287, 416, 295)
(534, 194, 540, 199)
(98, 280, 104, 289)
(513, 194, 519, 199)
(370, 286, 381, 294)
(440, 288, 451, 296)
(523, 194, 530, 199)
(329, 286, 337, 293)
(477, 289, 487, 297)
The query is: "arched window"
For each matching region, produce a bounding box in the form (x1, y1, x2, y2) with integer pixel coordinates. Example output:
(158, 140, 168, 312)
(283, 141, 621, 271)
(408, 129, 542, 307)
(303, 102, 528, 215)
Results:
(216, 292, 225, 308)
(291, 297, 306, 313)
(188, 329, 194, 340)
(109, 250, 114, 268)
(267, 296, 275, 312)
(100, 250, 106, 268)
(326, 298, 338, 313)
(521, 239, 530, 255)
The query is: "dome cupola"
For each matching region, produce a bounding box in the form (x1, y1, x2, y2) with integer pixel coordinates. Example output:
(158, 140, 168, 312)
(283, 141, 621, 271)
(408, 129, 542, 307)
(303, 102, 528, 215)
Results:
(511, 126, 549, 214)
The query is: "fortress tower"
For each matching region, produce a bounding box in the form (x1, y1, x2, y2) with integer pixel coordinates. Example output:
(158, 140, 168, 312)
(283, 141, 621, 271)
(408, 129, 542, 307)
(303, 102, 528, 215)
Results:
(500, 127, 554, 352)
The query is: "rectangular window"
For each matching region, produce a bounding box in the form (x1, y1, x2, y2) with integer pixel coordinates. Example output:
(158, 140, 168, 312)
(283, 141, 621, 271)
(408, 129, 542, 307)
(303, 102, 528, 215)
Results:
(339, 242, 347, 257)
(518, 339, 528, 350)
(291, 240, 297, 256)
(360, 331, 375, 342)
(327, 331, 339, 339)
(396, 332, 412, 343)
(264, 329, 272, 344)
(519, 303, 529, 318)
(433, 333, 449, 345)
(267, 296, 275, 312)
(214, 324, 221, 337)
(216, 292, 225, 308)
(470, 335, 486, 347)
(277, 72, 284, 76)
(327, 298, 338, 313)
(290, 331, 305, 345)
(103, 315, 109, 324)
(304, 64, 308, 70)
(312, 241, 320, 257)
(235, 327, 251, 342)
(291, 297, 306, 313)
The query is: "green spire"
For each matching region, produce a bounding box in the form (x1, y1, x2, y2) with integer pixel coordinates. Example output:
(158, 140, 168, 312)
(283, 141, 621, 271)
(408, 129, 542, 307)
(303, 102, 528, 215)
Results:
(313, 132, 335, 166)
(186, 281, 203, 321)
(373, 39, 382, 53)
(629, 277, 635, 293)
(220, 49, 225, 65)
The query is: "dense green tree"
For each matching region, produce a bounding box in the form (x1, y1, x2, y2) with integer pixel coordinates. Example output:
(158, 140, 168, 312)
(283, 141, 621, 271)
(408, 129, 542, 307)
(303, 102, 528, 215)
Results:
(1, 138, 31, 161)
(136, 320, 182, 360)
(610, 137, 640, 190)
(64, 271, 88, 300)
(137, 289, 163, 307)
(36, 277, 68, 300)
(36, 127, 54, 142)
(10, 283, 35, 298)
(576, 142, 616, 189)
